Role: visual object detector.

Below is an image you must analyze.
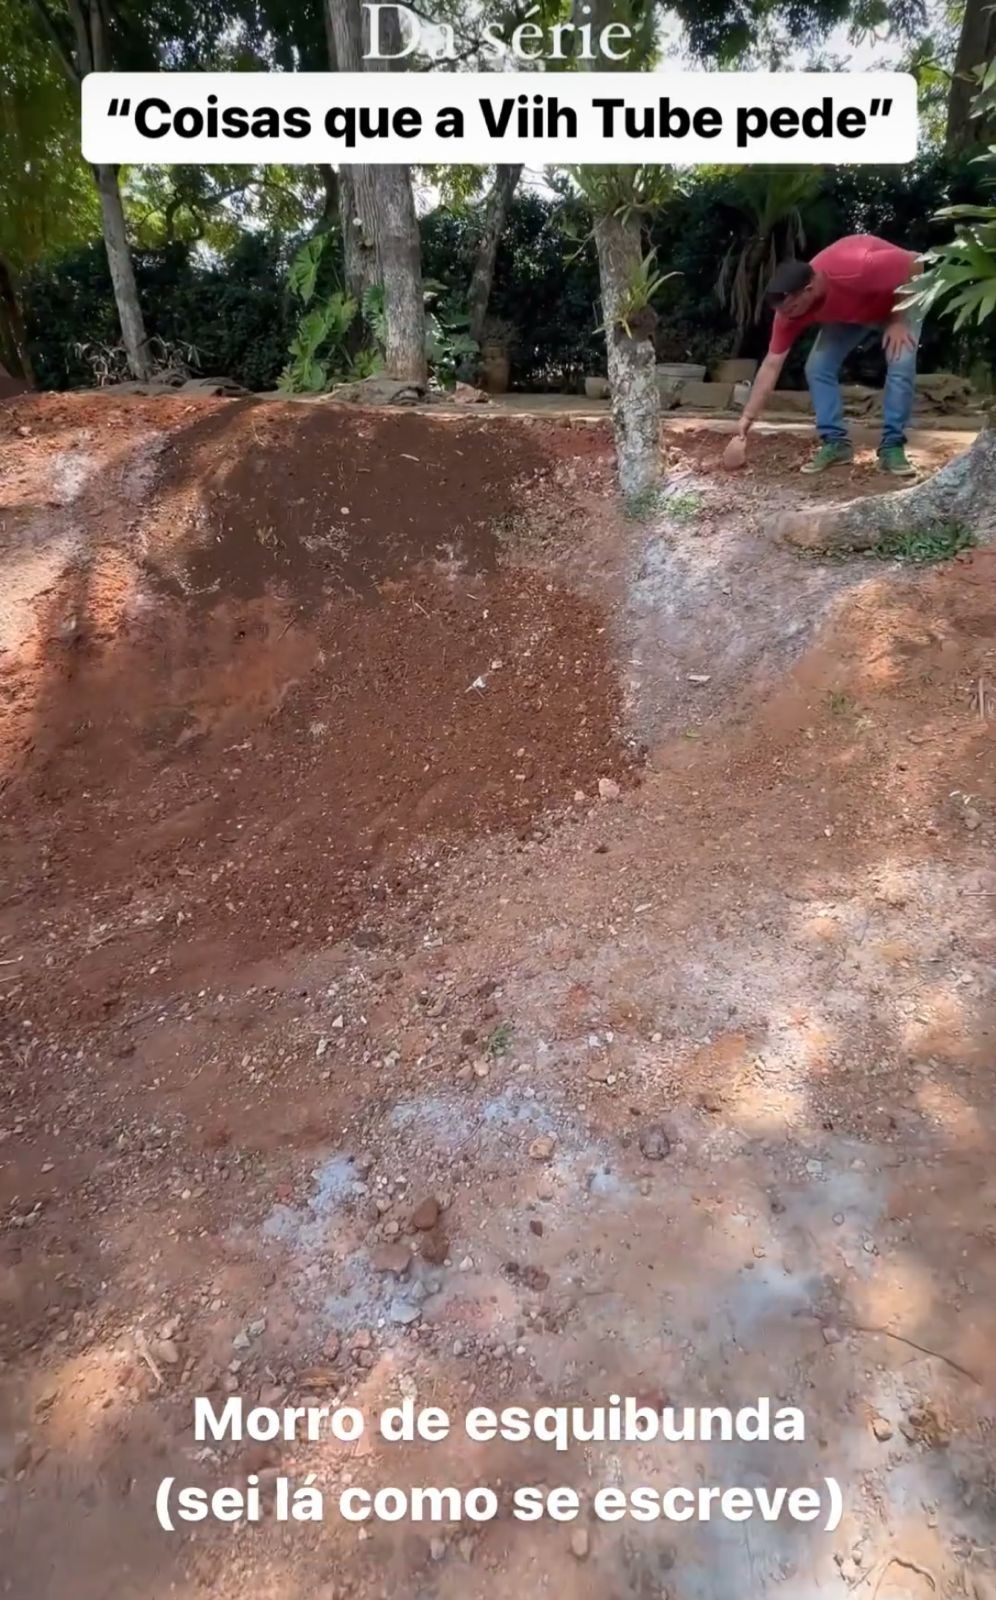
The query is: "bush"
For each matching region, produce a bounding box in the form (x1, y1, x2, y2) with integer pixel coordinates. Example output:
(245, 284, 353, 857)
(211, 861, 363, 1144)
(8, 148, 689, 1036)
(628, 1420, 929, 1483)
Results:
(22, 155, 996, 394)
(423, 192, 604, 390)
(23, 232, 299, 391)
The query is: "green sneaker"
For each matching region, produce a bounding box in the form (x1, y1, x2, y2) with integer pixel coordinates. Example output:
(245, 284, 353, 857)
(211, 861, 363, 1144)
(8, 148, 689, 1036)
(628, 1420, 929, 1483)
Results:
(877, 445, 917, 478)
(800, 441, 855, 475)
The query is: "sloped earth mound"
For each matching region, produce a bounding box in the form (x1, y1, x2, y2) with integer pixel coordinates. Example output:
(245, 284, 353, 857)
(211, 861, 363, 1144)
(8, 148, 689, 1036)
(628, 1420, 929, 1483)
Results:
(0, 395, 633, 1022)
(1, 396, 995, 1600)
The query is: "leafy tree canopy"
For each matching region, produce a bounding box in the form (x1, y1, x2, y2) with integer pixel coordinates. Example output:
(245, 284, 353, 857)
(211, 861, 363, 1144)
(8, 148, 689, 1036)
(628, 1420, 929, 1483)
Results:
(0, 5, 97, 269)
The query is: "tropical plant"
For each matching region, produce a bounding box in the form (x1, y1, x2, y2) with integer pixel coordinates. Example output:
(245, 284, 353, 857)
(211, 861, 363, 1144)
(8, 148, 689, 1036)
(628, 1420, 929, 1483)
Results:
(287, 233, 330, 305)
(361, 283, 389, 350)
(715, 166, 825, 354)
(904, 59, 996, 330)
(280, 239, 480, 393)
(280, 293, 362, 393)
(570, 165, 683, 226)
(608, 250, 680, 338)
(424, 288, 478, 386)
(362, 280, 477, 387)
(279, 232, 373, 393)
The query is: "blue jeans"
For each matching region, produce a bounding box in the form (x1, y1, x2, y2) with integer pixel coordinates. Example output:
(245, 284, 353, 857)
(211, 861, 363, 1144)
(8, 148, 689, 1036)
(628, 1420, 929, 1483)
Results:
(804, 320, 921, 450)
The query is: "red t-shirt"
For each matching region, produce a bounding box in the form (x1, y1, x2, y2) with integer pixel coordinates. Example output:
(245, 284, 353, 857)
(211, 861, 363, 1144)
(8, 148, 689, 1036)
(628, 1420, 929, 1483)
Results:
(768, 235, 917, 356)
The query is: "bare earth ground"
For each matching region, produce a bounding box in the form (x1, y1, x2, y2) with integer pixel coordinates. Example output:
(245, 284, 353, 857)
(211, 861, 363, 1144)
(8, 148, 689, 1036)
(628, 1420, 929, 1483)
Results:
(1, 393, 994, 1600)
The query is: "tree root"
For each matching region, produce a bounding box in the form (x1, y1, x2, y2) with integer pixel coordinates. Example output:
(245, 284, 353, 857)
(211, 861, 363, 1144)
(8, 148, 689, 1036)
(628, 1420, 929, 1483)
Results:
(776, 415, 995, 554)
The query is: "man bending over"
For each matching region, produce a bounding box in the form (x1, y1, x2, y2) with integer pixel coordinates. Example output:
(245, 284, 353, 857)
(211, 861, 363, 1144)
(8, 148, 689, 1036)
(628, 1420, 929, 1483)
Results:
(736, 234, 922, 476)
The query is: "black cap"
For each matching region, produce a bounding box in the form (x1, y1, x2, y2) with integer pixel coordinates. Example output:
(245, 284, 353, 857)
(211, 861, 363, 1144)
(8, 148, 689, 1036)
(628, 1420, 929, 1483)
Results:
(765, 259, 814, 308)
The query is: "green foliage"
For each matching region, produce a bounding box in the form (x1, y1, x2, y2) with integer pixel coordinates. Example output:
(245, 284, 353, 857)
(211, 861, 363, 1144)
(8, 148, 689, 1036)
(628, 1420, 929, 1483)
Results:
(715, 166, 824, 349)
(0, 6, 97, 271)
(279, 232, 374, 394)
(663, 487, 704, 523)
(23, 234, 297, 391)
(571, 165, 681, 224)
(280, 292, 359, 393)
(359, 279, 478, 389)
(873, 521, 976, 563)
(623, 484, 667, 521)
(279, 242, 477, 393)
(676, 0, 925, 63)
(362, 283, 389, 349)
(612, 250, 679, 336)
(286, 233, 329, 305)
(486, 1022, 513, 1058)
(424, 190, 602, 390)
(20, 151, 996, 397)
(127, 164, 325, 252)
(903, 63, 996, 331)
(424, 288, 478, 385)
(913, 222, 996, 329)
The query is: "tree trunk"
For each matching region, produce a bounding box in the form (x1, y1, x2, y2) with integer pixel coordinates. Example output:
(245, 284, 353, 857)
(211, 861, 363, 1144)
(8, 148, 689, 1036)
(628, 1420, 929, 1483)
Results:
(776, 414, 996, 551)
(594, 211, 661, 500)
(92, 163, 153, 380)
(374, 173, 426, 382)
(26, 1, 152, 382)
(338, 168, 379, 314)
(318, 163, 339, 224)
(0, 255, 36, 387)
(946, 0, 996, 154)
(578, 0, 661, 500)
(326, 0, 426, 384)
(322, 0, 375, 305)
(467, 164, 523, 345)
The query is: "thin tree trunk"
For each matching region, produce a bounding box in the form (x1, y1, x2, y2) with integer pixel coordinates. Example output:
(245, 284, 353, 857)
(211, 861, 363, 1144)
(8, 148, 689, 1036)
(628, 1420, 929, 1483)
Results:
(364, 3, 424, 384)
(27, 0, 152, 382)
(946, 0, 996, 154)
(594, 211, 661, 499)
(467, 164, 523, 345)
(92, 163, 153, 380)
(776, 414, 996, 551)
(327, 0, 426, 384)
(577, 0, 660, 500)
(0, 255, 36, 387)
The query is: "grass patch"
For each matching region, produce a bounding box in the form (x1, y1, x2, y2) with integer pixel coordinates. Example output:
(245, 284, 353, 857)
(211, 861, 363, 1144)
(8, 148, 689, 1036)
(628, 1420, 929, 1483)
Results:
(826, 689, 857, 718)
(486, 1022, 513, 1058)
(664, 488, 704, 524)
(623, 484, 704, 524)
(624, 485, 666, 522)
(872, 521, 976, 565)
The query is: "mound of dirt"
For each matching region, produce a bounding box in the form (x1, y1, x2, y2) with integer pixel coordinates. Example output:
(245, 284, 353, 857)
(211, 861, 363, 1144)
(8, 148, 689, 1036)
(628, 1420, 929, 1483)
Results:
(143, 400, 543, 603)
(0, 395, 633, 1019)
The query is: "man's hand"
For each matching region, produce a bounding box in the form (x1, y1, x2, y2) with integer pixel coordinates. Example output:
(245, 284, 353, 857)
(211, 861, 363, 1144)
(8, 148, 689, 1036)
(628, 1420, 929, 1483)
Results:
(736, 414, 753, 439)
(883, 318, 916, 362)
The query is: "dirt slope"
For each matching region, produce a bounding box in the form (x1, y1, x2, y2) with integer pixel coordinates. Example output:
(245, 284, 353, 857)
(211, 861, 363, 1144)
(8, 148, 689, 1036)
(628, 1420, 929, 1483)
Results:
(1, 393, 994, 1600)
(0, 396, 633, 1021)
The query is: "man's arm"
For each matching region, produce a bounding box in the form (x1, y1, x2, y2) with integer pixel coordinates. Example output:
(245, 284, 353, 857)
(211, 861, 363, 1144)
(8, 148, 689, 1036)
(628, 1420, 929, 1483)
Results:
(871, 245, 922, 360)
(737, 351, 788, 436)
